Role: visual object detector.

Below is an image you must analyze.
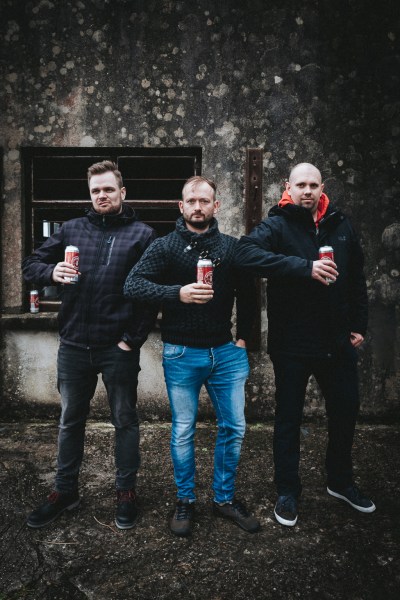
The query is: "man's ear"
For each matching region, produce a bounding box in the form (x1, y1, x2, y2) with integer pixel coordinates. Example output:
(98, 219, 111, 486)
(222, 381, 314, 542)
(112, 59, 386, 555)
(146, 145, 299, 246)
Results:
(213, 200, 220, 214)
(178, 200, 184, 214)
(120, 187, 126, 201)
(285, 181, 291, 195)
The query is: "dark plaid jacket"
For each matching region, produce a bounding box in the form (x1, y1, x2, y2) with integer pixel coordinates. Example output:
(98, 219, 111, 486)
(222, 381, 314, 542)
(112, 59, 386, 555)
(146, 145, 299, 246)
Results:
(124, 217, 257, 348)
(22, 205, 156, 349)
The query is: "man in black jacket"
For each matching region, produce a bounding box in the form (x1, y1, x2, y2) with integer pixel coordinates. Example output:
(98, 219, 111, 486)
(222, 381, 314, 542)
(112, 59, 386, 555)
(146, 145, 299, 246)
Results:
(124, 176, 260, 536)
(22, 161, 156, 530)
(235, 162, 375, 526)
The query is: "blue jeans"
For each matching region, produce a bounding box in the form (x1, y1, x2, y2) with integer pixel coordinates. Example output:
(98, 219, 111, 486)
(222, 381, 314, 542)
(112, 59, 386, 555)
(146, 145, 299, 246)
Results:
(55, 343, 141, 493)
(271, 345, 360, 498)
(162, 341, 249, 503)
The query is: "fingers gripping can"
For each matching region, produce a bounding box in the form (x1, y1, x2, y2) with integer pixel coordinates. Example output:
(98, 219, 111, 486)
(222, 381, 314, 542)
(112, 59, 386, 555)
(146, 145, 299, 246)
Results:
(319, 245, 335, 284)
(64, 245, 79, 283)
(197, 258, 213, 286)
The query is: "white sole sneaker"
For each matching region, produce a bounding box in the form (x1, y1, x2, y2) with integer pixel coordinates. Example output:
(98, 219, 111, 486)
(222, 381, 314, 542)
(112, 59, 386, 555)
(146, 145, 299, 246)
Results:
(274, 508, 298, 526)
(327, 487, 376, 513)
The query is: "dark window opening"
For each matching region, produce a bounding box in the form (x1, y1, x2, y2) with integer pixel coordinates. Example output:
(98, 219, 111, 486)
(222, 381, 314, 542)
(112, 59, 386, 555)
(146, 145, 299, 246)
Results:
(22, 147, 202, 311)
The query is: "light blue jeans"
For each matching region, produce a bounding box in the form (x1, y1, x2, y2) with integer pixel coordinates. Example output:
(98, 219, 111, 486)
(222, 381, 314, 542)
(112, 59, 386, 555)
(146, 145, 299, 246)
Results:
(162, 341, 249, 503)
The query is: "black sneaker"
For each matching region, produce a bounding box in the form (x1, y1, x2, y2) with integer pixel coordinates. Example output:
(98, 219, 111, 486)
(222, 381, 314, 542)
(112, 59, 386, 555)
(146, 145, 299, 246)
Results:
(213, 499, 260, 533)
(274, 495, 298, 526)
(26, 490, 80, 529)
(115, 489, 139, 529)
(327, 484, 376, 513)
(170, 499, 194, 537)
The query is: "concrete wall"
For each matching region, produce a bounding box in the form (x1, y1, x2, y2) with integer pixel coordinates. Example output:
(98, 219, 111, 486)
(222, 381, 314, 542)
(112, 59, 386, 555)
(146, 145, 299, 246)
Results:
(0, 0, 399, 419)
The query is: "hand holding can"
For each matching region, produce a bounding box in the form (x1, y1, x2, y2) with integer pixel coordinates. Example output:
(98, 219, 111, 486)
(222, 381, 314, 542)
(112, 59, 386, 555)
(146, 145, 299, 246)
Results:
(319, 246, 335, 284)
(197, 258, 213, 286)
(64, 245, 80, 283)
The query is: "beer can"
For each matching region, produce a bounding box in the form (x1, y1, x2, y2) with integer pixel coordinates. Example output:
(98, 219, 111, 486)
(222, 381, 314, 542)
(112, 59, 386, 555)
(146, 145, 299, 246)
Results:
(319, 245, 335, 284)
(197, 258, 213, 285)
(64, 245, 79, 283)
(30, 290, 39, 313)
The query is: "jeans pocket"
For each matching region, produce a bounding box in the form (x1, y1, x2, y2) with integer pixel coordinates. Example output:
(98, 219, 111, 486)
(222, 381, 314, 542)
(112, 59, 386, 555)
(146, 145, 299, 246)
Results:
(115, 344, 132, 353)
(228, 341, 247, 352)
(162, 343, 186, 360)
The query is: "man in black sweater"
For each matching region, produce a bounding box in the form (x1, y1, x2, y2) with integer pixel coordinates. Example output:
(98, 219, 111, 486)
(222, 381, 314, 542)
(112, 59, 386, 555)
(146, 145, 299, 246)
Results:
(234, 162, 375, 527)
(124, 176, 260, 536)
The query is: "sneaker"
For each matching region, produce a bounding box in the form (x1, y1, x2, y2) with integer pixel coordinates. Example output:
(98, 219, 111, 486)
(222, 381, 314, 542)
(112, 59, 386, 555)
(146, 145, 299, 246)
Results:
(26, 490, 80, 529)
(213, 499, 260, 533)
(115, 489, 139, 529)
(327, 484, 376, 513)
(170, 499, 194, 537)
(274, 495, 298, 526)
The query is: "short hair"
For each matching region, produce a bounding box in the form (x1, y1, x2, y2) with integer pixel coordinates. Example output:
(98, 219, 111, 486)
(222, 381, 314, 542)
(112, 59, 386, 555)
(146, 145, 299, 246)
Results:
(182, 175, 217, 200)
(87, 160, 123, 189)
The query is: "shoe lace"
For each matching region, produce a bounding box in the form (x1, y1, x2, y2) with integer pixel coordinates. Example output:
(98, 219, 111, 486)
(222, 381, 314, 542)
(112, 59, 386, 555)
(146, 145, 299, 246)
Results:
(48, 491, 61, 503)
(347, 485, 362, 503)
(281, 495, 297, 512)
(175, 502, 192, 520)
(117, 490, 136, 503)
(231, 500, 249, 517)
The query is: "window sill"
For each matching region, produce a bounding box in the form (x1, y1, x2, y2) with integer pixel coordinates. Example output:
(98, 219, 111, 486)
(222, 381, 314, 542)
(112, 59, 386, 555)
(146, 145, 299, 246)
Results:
(0, 312, 59, 331)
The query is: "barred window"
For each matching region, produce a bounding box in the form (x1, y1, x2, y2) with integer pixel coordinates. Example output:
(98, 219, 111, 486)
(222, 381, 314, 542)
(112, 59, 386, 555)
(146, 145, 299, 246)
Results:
(22, 146, 202, 310)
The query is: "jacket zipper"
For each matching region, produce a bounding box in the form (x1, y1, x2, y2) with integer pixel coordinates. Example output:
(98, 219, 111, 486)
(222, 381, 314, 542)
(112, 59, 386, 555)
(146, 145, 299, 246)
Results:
(84, 220, 108, 348)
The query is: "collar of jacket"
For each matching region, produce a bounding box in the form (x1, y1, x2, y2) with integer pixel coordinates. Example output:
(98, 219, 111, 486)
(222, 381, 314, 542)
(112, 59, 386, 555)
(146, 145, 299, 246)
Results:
(85, 204, 137, 227)
(175, 216, 223, 261)
(269, 202, 342, 226)
(175, 215, 219, 242)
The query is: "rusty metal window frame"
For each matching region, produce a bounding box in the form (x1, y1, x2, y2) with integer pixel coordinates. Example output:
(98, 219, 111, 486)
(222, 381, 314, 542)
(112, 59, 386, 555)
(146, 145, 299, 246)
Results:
(244, 148, 263, 351)
(21, 147, 202, 311)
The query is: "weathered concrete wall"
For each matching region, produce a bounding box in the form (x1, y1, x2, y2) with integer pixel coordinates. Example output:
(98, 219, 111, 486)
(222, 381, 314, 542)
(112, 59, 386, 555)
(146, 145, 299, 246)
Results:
(0, 0, 399, 418)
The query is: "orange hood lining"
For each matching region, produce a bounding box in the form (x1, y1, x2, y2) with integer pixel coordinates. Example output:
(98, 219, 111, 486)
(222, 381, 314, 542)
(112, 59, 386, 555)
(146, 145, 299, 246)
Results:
(278, 190, 330, 225)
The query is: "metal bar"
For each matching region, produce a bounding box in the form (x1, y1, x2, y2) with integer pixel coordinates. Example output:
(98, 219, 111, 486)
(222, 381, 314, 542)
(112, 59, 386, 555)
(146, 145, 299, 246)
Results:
(245, 148, 263, 351)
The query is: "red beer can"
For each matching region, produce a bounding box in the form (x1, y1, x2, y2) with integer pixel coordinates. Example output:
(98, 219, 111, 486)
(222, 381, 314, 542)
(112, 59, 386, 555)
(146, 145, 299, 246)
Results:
(64, 245, 79, 283)
(197, 258, 213, 286)
(30, 290, 39, 313)
(319, 245, 335, 284)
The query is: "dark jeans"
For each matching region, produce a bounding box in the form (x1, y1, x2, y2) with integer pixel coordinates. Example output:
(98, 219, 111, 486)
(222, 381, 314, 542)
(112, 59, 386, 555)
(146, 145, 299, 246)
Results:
(55, 343, 141, 493)
(271, 345, 360, 498)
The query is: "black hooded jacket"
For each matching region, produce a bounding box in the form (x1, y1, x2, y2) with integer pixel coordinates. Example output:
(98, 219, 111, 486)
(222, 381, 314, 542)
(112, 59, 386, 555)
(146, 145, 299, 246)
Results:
(22, 205, 156, 349)
(234, 203, 368, 357)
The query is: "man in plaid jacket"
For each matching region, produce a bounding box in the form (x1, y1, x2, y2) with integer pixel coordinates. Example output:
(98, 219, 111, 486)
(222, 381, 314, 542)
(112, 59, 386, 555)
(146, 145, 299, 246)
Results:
(22, 160, 156, 530)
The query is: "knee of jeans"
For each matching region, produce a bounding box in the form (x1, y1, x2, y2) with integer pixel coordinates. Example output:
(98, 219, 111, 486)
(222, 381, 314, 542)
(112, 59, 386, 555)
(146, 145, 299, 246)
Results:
(218, 419, 246, 440)
(112, 412, 139, 429)
(171, 421, 196, 444)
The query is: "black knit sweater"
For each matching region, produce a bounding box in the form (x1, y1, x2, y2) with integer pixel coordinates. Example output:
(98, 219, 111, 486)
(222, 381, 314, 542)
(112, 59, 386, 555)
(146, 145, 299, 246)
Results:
(124, 217, 256, 348)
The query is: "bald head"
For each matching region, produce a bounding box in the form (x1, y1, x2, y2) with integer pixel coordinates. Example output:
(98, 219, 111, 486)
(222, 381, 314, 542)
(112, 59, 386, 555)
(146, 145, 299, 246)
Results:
(289, 163, 322, 184)
(285, 163, 324, 217)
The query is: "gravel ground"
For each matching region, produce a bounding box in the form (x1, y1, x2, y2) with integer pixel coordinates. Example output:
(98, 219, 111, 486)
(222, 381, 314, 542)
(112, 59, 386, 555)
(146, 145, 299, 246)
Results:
(0, 421, 399, 599)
